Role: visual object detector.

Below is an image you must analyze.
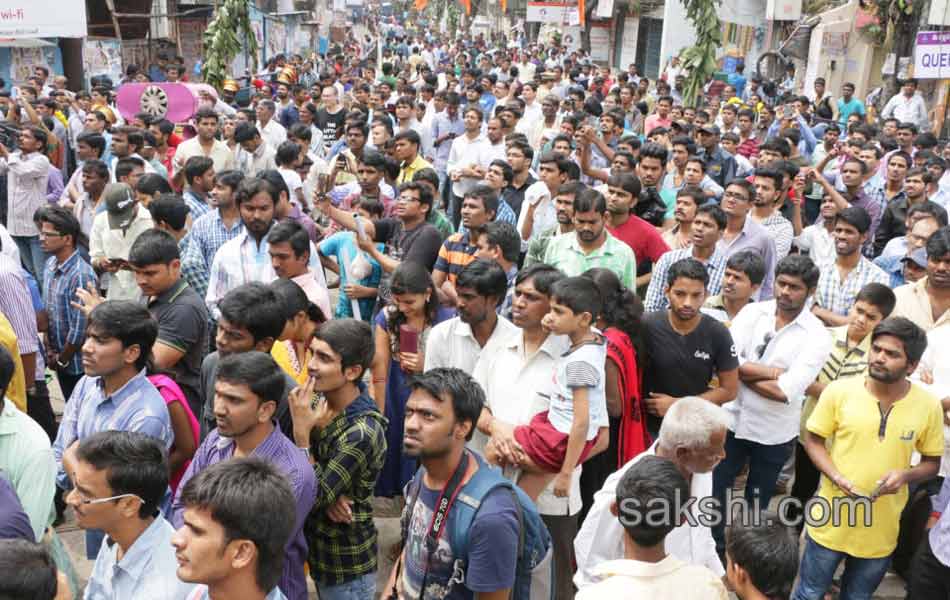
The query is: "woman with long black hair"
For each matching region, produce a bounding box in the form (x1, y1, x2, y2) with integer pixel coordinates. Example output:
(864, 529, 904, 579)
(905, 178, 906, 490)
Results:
(579, 268, 651, 518)
(370, 261, 453, 497)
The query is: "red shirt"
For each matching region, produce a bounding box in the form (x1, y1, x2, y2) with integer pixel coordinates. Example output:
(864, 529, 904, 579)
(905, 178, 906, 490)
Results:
(607, 215, 670, 271)
(737, 136, 759, 159)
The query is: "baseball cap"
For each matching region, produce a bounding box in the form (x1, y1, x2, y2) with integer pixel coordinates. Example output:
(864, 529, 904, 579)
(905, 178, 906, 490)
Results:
(700, 123, 720, 136)
(103, 183, 138, 230)
(901, 247, 928, 269)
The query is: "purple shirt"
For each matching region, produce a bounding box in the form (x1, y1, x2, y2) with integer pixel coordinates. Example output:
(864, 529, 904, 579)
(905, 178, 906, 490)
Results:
(716, 216, 777, 299)
(46, 166, 64, 204)
(930, 475, 950, 567)
(171, 425, 316, 600)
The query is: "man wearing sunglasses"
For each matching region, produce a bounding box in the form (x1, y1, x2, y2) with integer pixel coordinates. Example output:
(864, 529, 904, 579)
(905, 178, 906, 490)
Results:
(66, 430, 196, 598)
(711, 255, 832, 557)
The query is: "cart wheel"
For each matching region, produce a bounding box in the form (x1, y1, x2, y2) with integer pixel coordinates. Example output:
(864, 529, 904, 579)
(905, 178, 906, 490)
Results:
(140, 85, 169, 119)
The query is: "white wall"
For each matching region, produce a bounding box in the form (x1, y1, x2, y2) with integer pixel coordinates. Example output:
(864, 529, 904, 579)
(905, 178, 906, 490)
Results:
(659, 0, 696, 70)
(659, 0, 767, 75)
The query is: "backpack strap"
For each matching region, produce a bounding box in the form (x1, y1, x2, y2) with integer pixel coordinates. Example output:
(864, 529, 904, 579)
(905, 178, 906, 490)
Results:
(446, 454, 526, 600)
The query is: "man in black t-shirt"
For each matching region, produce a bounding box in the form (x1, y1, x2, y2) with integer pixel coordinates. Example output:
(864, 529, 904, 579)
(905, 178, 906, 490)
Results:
(128, 229, 209, 420)
(642, 257, 739, 437)
(315, 85, 347, 154)
(315, 181, 442, 304)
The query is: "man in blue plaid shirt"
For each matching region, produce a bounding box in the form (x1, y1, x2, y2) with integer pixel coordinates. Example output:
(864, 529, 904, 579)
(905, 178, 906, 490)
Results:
(38, 206, 97, 401)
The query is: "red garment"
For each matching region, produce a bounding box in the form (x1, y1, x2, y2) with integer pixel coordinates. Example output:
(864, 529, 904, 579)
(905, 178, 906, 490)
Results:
(737, 136, 759, 159)
(605, 327, 650, 464)
(148, 374, 200, 493)
(513, 411, 600, 473)
(607, 214, 670, 271)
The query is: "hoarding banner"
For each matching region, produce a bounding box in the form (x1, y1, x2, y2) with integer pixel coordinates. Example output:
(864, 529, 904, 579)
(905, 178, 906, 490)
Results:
(526, 2, 580, 25)
(915, 31, 950, 79)
(0, 0, 86, 38)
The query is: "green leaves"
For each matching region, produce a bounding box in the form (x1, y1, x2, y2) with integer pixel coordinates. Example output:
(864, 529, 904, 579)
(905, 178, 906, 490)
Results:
(202, 0, 260, 89)
(680, 0, 722, 107)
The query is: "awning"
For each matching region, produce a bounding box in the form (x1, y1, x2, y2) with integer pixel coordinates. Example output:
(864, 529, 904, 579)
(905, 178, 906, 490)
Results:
(0, 38, 57, 47)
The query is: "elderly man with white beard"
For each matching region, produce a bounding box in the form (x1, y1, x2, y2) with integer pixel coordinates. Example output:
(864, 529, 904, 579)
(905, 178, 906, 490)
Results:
(574, 396, 729, 587)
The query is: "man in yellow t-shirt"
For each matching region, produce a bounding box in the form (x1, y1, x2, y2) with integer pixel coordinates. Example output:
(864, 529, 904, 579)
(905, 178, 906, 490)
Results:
(0, 313, 27, 412)
(796, 317, 944, 600)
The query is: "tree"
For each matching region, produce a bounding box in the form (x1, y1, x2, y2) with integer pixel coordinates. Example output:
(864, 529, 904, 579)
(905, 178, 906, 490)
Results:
(203, 0, 260, 89)
(679, 0, 721, 107)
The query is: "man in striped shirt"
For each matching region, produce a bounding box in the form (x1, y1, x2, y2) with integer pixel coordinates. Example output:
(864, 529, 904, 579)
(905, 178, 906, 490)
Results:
(432, 184, 497, 306)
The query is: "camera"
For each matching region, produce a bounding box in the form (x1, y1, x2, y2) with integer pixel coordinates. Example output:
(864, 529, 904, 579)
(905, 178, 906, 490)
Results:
(0, 122, 20, 150)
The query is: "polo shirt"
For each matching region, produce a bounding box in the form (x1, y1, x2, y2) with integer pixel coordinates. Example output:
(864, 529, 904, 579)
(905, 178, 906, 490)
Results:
(798, 326, 870, 441)
(147, 280, 209, 417)
(433, 231, 477, 285)
(396, 154, 433, 185)
(806, 377, 944, 558)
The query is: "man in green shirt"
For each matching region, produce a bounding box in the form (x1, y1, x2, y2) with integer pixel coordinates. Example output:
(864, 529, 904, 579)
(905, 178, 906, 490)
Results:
(542, 187, 637, 288)
(0, 345, 57, 541)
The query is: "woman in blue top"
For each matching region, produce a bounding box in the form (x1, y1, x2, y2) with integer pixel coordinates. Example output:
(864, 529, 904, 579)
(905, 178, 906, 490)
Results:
(370, 262, 453, 497)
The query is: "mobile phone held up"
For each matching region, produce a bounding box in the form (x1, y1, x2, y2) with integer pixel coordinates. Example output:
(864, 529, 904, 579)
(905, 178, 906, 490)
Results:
(399, 324, 419, 354)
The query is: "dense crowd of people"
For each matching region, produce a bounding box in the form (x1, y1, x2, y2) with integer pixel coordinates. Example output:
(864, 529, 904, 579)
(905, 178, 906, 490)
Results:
(0, 22, 948, 600)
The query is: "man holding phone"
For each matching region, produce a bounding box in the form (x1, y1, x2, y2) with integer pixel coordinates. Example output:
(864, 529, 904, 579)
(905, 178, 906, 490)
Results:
(796, 318, 943, 600)
(89, 183, 154, 301)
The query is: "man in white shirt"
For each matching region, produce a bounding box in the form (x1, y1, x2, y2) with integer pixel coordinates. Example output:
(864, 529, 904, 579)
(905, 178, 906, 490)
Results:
(574, 396, 730, 588)
(711, 255, 832, 554)
(518, 152, 569, 244)
(576, 456, 728, 600)
(472, 264, 577, 599)
(0, 125, 50, 280)
(255, 100, 287, 151)
(881, 78, 930, 132)
(172, 108, 236, 189)
(89, 183, 154, 302)
(424, 259, 518, 374)
(234, 123, 278, 178)
(447, 106, 492, 224)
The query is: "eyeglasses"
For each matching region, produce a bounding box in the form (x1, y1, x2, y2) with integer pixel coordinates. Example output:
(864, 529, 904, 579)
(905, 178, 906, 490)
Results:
(75, 491, 144, 506)
(723, 190, 750, 202)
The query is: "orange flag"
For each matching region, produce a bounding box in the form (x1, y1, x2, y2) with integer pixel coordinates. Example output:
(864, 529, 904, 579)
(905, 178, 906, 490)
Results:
(578, 0, 585, 25)
(414, 0, 428, 10)
(500, 0, 507, 12)
(460, 0, 471, 14)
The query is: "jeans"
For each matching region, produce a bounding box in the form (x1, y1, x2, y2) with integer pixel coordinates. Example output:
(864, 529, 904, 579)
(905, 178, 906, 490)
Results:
(13, 234, 47, 283)
(712, 430, 795, 552)
(315, 571, 376, 600)
(792, 533, 891, 600)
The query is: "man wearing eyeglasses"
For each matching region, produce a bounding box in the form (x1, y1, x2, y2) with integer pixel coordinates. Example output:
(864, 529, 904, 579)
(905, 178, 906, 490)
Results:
(711, 255, 832, 557)
(66, 431, 196, 599)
